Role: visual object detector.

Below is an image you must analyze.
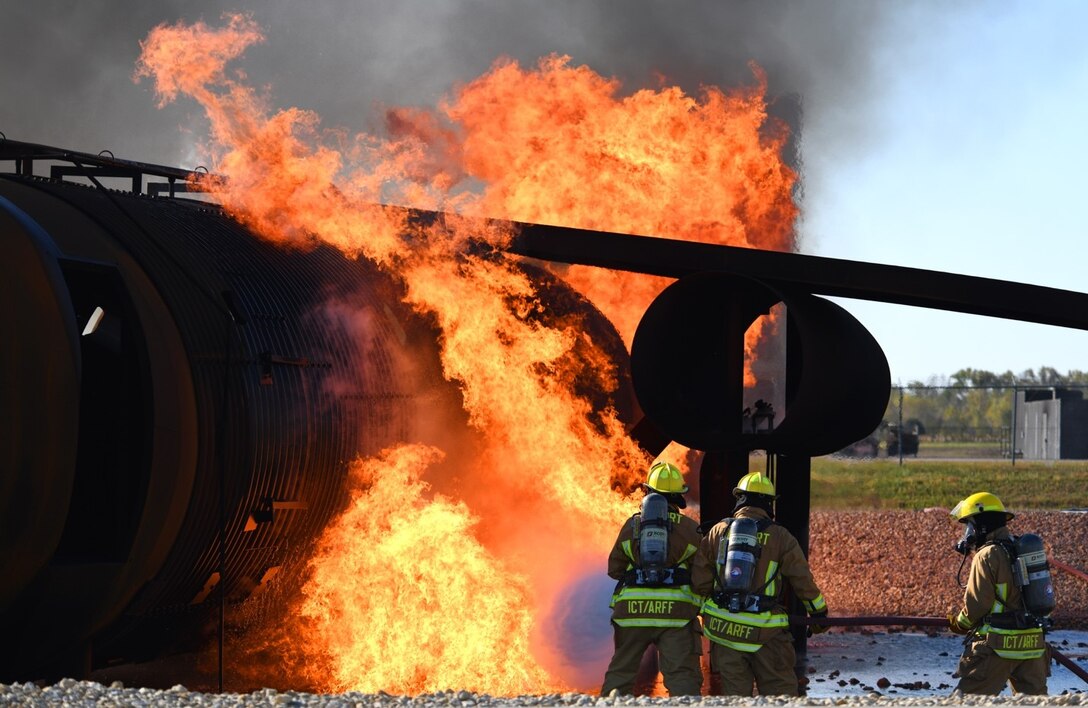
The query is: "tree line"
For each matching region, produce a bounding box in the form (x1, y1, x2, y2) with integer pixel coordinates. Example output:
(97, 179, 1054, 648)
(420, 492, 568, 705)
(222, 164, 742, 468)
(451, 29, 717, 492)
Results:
(884, 367, 1088, 440)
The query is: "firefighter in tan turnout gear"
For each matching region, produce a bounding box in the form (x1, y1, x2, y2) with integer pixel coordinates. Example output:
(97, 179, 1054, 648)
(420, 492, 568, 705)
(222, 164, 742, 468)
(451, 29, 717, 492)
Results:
(948, 491, 1055, 695)
(692, 472, 828, 696)
(600, 462, 704, 697)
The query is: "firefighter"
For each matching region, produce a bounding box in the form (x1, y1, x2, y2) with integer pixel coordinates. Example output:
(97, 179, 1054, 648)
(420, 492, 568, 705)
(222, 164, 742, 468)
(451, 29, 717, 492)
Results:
(948, 491, 1050, 695)
(600, 461, 704, 697)
(691, 471, 828, 696)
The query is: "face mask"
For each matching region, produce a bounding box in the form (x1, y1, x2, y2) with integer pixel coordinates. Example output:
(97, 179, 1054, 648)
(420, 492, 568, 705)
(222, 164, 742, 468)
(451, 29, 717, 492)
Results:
(955, 520, 982, 554)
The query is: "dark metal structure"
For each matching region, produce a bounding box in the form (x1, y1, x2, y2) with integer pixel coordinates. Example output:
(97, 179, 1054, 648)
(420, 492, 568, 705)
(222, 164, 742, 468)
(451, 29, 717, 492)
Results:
(0, 139, 631, 684)
(1, 147, 439, 681)
(506, 219, 1088, 534)
(506, 222, 1088, 329)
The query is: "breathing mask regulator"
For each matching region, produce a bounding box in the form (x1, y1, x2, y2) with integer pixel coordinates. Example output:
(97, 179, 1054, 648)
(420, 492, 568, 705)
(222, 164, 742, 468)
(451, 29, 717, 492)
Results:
(954, 513, 1003, 588)
(954, 518, 985, 556)
(636, 492, 670, 585)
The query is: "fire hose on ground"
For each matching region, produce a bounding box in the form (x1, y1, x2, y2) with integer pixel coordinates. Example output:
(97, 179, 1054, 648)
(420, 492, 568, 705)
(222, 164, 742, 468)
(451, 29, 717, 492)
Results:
(1053, 558, 1088, 584)
(789, 614, 1088, 685)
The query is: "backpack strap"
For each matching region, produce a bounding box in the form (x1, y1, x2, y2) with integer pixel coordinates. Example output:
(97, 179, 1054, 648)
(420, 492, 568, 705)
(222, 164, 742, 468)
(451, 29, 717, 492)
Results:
(984, 537, 1020, 617)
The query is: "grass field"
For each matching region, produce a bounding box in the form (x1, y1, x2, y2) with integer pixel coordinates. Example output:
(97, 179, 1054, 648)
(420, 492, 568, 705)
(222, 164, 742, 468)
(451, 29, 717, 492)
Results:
(809, 458, 1088, 510)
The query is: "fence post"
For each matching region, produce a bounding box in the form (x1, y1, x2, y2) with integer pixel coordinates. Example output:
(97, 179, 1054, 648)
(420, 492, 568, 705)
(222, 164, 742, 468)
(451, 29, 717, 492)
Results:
(897, 386, 904, 466)
(1011, 385, 1017, 466)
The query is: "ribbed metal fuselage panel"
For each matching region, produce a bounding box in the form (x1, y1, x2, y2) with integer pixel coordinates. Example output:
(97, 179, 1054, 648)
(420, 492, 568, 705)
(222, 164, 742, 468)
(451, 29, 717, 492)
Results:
(13, 177, 425, 621)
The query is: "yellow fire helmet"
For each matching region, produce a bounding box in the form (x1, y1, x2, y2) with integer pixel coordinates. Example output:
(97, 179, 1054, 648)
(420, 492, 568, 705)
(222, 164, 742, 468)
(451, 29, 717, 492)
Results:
(644, 461, 689, 494)
(733, 471, 776, 498)
(950, 491, 1015, 523)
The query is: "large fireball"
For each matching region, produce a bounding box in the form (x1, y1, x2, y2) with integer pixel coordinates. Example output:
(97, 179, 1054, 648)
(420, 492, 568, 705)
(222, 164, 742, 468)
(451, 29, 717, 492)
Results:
(136, 13, 798, 694)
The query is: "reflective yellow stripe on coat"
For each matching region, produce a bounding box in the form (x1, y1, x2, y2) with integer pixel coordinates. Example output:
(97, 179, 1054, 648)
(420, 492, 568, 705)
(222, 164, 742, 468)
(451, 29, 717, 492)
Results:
(610, 543, 702, 628)
(700, 559, 786, 652)
(977, 582, 1046, 660)
(700, 603, 788, 652)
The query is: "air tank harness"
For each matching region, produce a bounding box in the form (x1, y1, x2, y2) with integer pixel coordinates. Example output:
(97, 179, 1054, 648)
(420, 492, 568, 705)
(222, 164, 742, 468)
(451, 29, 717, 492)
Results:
(624, 492, 692, 588)
(712, 516, 779, 613)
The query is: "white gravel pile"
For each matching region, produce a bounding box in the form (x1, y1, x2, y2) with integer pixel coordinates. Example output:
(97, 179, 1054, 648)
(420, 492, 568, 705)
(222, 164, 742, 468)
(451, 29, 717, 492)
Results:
(1, 681, 1086, 708)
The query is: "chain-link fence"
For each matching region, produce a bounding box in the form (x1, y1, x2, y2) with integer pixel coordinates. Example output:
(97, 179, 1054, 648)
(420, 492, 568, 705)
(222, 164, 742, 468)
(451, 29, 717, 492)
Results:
(832, 384, 1088, 463)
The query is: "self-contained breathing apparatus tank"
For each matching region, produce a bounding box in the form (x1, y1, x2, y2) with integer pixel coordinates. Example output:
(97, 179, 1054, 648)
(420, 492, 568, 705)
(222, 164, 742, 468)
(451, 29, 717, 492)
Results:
(716, 517, 761, 612)
(1011, 533, 1056, 620)
(637, 493, 670, 585)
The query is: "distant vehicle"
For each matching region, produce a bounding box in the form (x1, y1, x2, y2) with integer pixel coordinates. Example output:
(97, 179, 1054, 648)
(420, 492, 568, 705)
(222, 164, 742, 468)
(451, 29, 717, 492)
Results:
(835, 434, 881, 459)
(886, 422, 921, 457)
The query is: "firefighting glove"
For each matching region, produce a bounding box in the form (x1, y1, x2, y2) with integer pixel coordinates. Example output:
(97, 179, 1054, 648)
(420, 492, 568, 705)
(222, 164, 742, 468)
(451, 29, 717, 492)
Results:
(947, 613, 970, 635)
(808, 610, 830, 636)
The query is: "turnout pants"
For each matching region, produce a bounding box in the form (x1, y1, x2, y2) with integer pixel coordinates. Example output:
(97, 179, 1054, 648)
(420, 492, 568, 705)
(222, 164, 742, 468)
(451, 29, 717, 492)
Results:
(600, 621, 702, 696)
(709, 628, 798, 697)
(956, 639, 1048, 695)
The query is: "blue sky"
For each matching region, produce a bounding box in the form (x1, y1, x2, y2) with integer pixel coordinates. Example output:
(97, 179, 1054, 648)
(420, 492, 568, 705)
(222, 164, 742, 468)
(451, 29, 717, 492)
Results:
(800, 2, 1088, 383)
(3, 0, 1086, 384)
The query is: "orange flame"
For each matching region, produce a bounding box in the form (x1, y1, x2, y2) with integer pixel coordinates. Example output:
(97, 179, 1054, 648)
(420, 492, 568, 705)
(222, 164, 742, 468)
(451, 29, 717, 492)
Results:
(136, 13, 797, 695)
(445, 55, 797, 375)
(298, 444, 550, 693)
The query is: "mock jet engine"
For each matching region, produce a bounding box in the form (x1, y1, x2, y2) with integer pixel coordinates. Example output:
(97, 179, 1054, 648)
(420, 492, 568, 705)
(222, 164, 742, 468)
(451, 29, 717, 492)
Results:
(0, 140, 634, 682)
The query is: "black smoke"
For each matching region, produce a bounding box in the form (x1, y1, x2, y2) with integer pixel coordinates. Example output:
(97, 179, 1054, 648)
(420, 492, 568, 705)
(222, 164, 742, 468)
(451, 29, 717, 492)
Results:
(2, 1, 973, 170)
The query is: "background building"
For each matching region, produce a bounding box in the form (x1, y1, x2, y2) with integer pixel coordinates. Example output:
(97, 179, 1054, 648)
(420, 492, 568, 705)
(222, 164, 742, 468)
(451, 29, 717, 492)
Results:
(1015, 388, 1088, 460)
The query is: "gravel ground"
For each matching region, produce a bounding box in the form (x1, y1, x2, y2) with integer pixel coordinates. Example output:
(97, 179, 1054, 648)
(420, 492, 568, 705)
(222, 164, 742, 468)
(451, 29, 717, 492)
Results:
(4, 510, 1085, 706)
(2, 680, 1087, 707)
